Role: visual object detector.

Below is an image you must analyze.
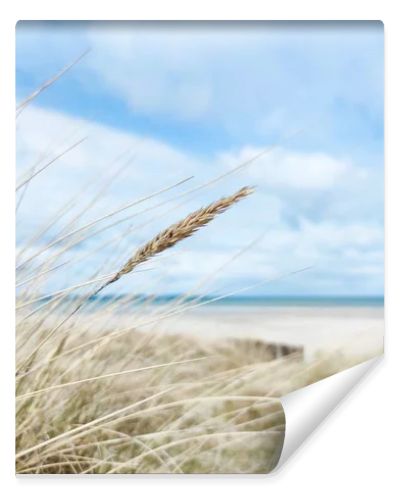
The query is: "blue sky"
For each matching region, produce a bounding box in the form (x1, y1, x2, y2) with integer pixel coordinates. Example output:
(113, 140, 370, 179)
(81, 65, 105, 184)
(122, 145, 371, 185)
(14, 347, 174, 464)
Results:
(15, 21, 384, 297)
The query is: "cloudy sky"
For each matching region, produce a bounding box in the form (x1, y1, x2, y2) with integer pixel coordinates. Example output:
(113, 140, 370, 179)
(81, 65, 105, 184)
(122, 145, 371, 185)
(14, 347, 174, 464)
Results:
(16, 21, 384, 297)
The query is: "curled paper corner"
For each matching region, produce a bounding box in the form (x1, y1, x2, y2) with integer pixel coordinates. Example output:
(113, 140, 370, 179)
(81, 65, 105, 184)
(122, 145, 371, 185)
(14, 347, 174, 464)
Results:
(274, 355, 383, 471)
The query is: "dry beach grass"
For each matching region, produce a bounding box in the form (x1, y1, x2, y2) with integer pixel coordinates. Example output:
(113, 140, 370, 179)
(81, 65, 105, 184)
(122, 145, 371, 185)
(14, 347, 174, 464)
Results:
(16, 185, 290, 474)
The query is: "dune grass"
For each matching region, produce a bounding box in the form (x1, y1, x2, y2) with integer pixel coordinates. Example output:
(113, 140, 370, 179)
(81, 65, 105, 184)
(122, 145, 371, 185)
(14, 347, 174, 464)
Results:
(16, 176, 285, 473)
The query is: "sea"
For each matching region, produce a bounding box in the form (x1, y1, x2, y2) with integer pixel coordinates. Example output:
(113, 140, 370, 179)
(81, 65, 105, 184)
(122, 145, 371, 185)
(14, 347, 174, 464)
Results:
(86, 294, 384, 307)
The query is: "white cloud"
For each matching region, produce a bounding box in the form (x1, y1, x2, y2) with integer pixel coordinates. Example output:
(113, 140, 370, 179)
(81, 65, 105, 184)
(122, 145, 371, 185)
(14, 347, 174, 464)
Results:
(219, 147, 350, 191)
(16, 105, 383, 295)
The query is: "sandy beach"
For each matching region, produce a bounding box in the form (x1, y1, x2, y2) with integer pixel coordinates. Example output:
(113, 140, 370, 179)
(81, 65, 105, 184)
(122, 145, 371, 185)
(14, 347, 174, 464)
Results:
(40, 300, 384, 362)
(142, 305, 384, 361)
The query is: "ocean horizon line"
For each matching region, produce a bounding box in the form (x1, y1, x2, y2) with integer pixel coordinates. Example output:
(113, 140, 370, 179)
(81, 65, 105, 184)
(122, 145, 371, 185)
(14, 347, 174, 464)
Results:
(19, 293, 385, 308)
(34, 293, 384, 308)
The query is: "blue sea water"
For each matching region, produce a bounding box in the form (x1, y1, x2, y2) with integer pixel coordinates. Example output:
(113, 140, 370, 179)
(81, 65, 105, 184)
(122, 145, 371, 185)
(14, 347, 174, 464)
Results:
(86, 294, 384, 309)
(30, 293, 384, 312)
